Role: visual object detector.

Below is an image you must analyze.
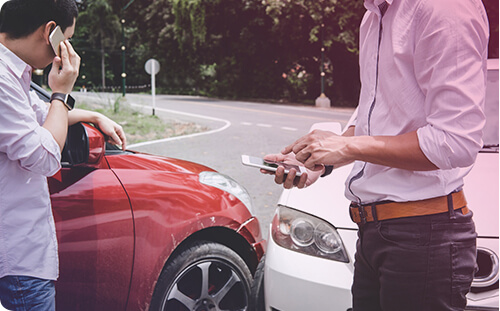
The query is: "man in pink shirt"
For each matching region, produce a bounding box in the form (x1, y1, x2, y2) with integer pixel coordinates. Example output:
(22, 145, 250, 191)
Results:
(0, 0, 126, 309)
(265, 0, 489, 309)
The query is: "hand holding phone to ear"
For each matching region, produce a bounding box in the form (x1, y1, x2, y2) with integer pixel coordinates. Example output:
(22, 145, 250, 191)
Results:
(48, 39, 80, 94)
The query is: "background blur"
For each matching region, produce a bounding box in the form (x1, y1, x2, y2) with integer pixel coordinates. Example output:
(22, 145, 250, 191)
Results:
(37, 0, 499, 107)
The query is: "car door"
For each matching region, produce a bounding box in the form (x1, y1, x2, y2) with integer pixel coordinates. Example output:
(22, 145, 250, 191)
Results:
(49, 164, 134, 310)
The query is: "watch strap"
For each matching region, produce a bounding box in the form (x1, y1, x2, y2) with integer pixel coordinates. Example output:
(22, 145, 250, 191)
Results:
(321, 165, 334, 178)
(50, 93, 75, 111)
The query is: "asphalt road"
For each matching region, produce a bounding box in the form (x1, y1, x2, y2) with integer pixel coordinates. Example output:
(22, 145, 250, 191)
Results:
(75, 92, 355, 238)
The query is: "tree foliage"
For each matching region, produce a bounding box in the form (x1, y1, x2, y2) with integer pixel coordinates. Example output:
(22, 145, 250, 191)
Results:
(75, 0, 121, 88)
(72, 0, 498, 107)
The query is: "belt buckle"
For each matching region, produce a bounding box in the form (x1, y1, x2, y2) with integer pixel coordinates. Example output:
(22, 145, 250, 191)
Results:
(351, 203, 367, 225)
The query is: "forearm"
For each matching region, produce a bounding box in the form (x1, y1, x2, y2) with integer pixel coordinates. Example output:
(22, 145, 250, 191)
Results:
(343, 125, 355, 137)
(68, 109, 127, 149)
(347, 131, 438, 171)
(68, 108, 101, 126)
(42, 100, 69, 151)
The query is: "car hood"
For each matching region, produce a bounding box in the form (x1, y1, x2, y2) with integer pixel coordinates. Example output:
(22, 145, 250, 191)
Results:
(105, 152, 216, 175)
(463, 152, 499, 237)
(278, 152, 499, 236)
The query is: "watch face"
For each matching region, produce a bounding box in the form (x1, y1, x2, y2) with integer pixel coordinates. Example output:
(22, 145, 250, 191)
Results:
(66, 95, 75, 109)
(51, 93, 75, 110)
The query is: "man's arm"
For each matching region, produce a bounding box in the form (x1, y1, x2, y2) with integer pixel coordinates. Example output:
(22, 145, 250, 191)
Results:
(42, 40, 80, 151)
(284, 129, 438, 172)
(263, 125, 358, 189)
(68, 108, 127, 150)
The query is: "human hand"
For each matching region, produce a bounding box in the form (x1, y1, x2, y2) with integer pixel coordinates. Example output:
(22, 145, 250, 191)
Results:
(260, 153, 323, 189)
(48, 40, 80, 94)
(282, 130, 354, 170)
(95, 114, 127, 150)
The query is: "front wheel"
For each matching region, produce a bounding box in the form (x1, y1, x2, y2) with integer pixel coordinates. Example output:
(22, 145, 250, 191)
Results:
(150, 241, 253, 311)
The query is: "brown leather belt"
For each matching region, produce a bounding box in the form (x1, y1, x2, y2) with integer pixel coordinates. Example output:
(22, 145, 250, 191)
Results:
(350, 190, 469, 224)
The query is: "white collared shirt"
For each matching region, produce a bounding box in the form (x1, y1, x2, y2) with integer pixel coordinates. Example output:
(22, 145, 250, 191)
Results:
(346, 0, 489, 204)
(0, 42, 61, 280)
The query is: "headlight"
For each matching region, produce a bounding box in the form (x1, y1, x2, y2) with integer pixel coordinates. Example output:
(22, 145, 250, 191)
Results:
(199, 171, 253, 214)
(272, 205, 349, 262)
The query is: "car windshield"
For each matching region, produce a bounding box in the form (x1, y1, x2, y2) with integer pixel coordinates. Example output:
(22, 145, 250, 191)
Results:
(483, 59, 499, 150)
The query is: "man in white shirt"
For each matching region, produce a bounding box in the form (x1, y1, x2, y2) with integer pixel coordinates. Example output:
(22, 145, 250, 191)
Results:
(0, 0, 126, 310)
(264, 0, 489, 309)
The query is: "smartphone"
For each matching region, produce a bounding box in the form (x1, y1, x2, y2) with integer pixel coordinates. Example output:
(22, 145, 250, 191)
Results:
(49, 25, 65, 57)
(241, 155, 307, 177)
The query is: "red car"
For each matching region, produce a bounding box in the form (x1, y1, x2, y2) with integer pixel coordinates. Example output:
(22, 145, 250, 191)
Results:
(32, 83, 266, 311)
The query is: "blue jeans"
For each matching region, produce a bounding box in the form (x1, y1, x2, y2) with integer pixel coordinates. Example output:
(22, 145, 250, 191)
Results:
(352, 206, 476, 311)
(0, 276, 55, 311)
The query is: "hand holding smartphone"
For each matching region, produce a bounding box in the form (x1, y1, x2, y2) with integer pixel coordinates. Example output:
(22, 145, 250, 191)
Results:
(47, 25, 81, 95)
(49, 25, 65, 57)
(241, 155, 307, 176)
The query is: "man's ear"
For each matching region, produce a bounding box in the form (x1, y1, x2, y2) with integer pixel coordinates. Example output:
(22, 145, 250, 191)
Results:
(43, 21, 57, 45)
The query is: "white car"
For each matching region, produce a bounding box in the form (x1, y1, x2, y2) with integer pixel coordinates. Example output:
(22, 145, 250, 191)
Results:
(254, 59, 499, 311)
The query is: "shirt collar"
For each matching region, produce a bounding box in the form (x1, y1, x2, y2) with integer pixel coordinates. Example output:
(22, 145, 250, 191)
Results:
(0, 42, 32, 79)
(364, 0, 393, 14)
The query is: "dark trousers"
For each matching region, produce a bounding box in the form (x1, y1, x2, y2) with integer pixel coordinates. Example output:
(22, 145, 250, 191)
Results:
(351, 205, 476, 311)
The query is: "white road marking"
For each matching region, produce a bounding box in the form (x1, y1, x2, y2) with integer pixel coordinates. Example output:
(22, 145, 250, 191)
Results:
(281, 126, 298, 131)
(128, 103, 231, 148)
(256, 123, 272, 128)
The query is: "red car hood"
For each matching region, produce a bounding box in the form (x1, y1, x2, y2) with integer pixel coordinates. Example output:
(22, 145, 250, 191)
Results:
(105, 152, 216, 175)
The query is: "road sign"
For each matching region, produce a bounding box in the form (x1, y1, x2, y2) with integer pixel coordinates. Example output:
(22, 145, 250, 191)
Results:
(145, 58, 160, 75)
(145, 59, 160, 115)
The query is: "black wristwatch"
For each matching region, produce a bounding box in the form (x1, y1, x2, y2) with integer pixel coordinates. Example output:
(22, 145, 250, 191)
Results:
(50, 93, 75, 111)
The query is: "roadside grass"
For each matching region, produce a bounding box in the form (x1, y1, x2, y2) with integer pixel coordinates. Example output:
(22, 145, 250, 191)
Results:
(76, 95, 208, 145)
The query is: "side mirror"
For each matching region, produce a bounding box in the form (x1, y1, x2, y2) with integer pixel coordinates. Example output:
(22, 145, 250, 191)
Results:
(62, 123, 104, 166)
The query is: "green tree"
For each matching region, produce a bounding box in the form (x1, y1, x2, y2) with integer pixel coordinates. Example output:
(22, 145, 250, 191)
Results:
(75, 0, 121, 88)
(79, 0, 496, 107)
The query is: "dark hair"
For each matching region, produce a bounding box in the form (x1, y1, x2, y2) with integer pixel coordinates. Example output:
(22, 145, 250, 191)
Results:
(0, 0, 78, 39)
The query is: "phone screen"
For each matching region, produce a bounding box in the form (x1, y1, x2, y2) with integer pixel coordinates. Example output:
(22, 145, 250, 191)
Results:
(263, 160, 302, 172)
(242, 155, 304, 176)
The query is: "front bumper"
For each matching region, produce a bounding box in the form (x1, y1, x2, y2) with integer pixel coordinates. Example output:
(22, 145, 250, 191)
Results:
(264, 227, 499, 311)
(263, 229, 357, 311)
(466, 290, 499, 311)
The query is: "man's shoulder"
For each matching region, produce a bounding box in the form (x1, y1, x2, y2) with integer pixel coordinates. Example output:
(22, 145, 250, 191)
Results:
(414, 0, 486, 20)
(0, 64, 24, 96)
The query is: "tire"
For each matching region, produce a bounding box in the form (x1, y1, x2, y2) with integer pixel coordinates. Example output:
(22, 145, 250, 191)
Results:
(249, 255, 265, 311)
(149, 241, 253, 311)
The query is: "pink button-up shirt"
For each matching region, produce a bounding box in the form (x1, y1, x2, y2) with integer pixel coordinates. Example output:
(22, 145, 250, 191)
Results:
(346, 0, 489, 204)
(0, 42, 61, 280)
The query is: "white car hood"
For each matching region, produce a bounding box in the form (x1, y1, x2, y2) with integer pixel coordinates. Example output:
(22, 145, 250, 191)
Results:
(463, 152, 499, 237)
(278, 152, 498, 236)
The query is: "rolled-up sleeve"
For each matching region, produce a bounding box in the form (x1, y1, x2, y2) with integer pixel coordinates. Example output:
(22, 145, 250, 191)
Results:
(414, 0, 489, 170)
(0, 79, 61, 177)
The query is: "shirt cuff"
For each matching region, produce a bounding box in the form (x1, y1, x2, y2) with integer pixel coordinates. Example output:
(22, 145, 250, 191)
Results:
(417, 125, 454, 170)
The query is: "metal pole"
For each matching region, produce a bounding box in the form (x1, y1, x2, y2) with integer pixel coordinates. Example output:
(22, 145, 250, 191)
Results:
(320, 23, 325, 95)
(120, 0, 137, 97)
(121, 19, 126, 97)
(315, 22, 331, 107)
(152, 62, 156, 116)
